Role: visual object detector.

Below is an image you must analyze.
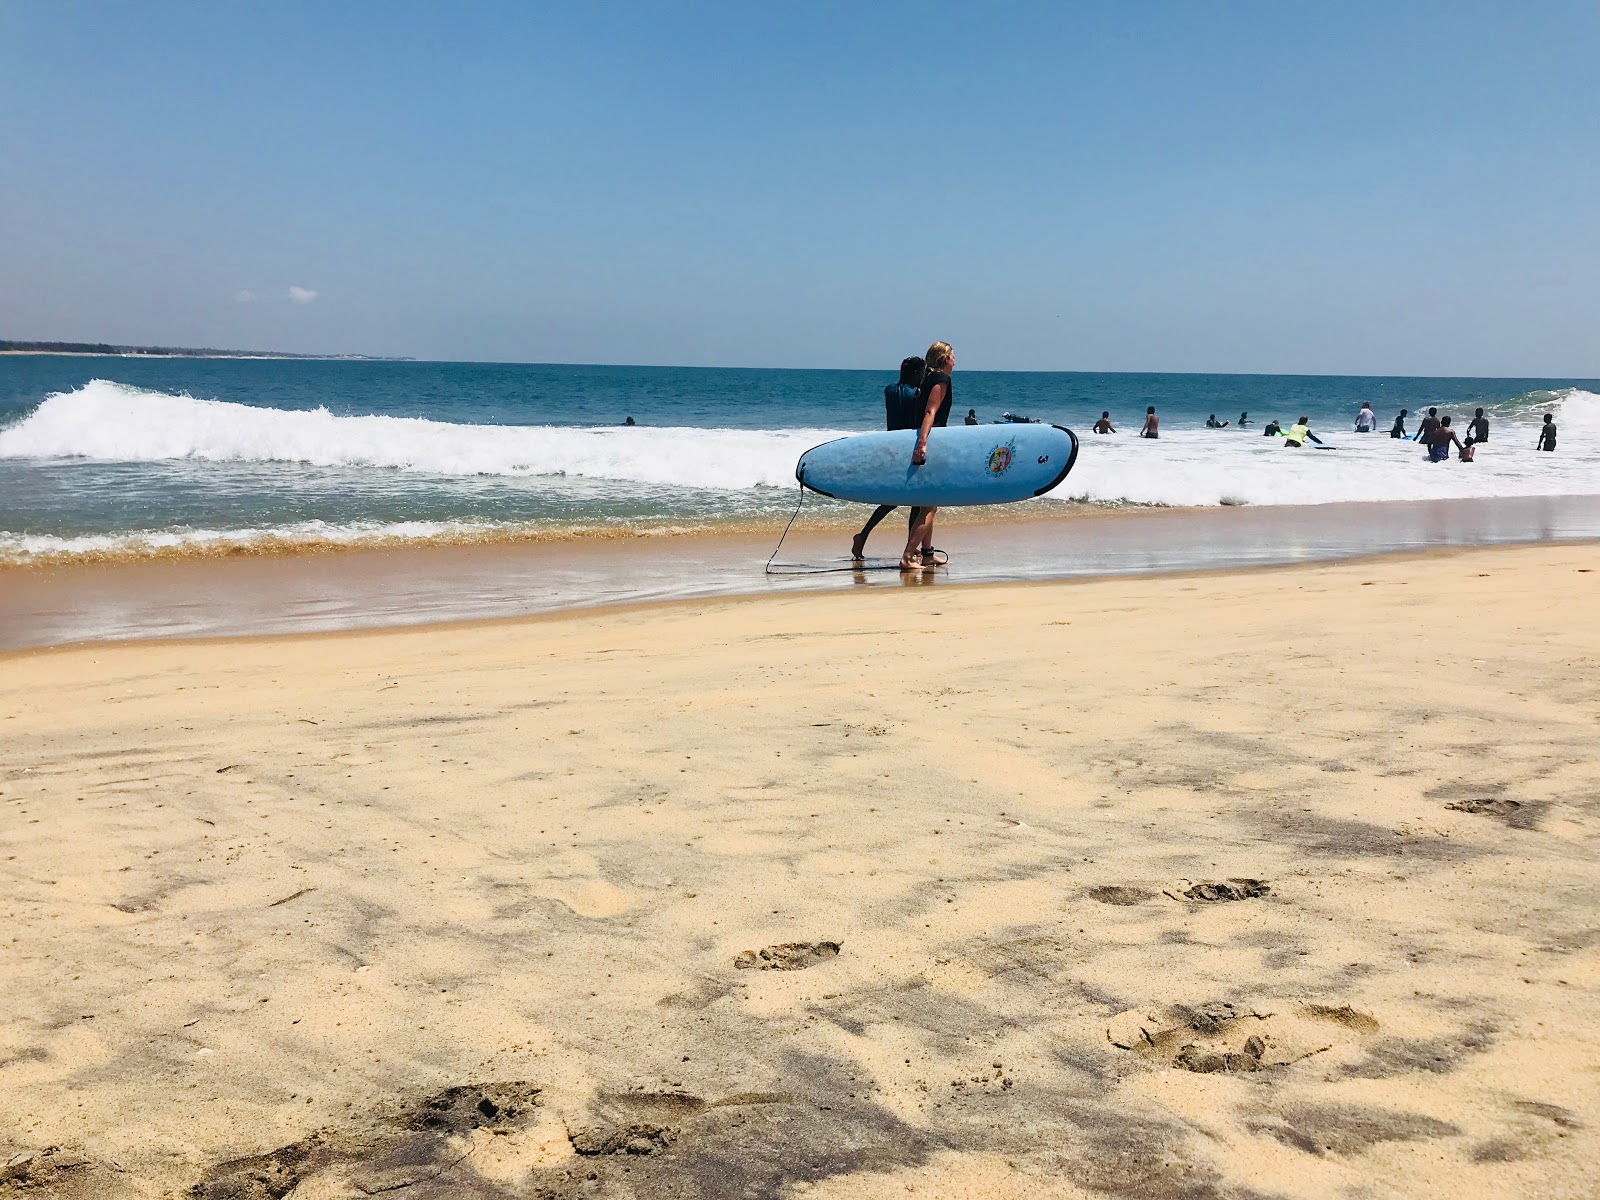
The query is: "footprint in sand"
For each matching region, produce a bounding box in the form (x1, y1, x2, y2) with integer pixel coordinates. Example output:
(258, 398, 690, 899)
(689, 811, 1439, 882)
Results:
(1107, 1001, 1378, 1074)
(568, 1091, 708, 1157)
(190, 1082, 545, 1199)
(1445, 798, 1520, 816)
(1176, 879, 1271, 903)
(733, 941, 841, 971)
(1086, 885, 1156, 906)
(539, 879, 635, 918)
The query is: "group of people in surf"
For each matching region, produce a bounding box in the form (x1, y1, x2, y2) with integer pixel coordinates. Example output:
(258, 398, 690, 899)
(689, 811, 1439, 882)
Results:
(1090, 400, 1560, 460)
(1386, 405, 1557, 459)
(849, 341, 958, 573)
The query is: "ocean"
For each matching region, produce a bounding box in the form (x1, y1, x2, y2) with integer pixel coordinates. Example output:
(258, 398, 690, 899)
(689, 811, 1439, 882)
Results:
(1, 356, 1597, 565)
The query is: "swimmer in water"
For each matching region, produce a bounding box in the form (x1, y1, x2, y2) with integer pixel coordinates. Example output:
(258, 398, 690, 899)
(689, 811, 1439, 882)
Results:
(1538, 413, 1557, 452)
(1093, 411, 1116, 434)
(1427, 416, 1463, 462)
(1140, 406, 1159, 438)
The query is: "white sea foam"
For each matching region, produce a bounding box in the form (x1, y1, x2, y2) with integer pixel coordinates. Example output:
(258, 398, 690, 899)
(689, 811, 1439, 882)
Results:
(1056, 393, 1600, 507)
(2, 380, 1596, 513)
(0, 517, 718, 565)
(0, 380, 835, 490)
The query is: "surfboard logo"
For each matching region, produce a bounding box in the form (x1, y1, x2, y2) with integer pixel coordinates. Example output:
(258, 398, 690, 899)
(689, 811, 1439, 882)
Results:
(987, 442, 1015, 475)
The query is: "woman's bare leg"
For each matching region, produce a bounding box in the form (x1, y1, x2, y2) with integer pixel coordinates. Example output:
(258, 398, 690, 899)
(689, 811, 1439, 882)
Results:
(901, 506, 937, 569)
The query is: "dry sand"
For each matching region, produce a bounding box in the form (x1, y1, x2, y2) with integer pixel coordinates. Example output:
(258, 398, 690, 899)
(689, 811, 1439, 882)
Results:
(2, 543, 1598, 1199)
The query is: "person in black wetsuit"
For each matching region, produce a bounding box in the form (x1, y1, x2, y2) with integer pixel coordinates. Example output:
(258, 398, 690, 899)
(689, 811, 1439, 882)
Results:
(851, 356, 926, 559)
(903, 341, 956, 571)
(1469, 408, 1489, 443)
(1390, 409, 1409, 438)
(1262, 419, 1282, 437)
(1538, 413, 1557, 452)
(1238, 411, 1250, 428)
(964, 408, 978, 425)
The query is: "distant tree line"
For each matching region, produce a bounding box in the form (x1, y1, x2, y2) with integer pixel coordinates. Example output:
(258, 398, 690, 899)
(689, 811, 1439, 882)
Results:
(0, 340, 389, 359)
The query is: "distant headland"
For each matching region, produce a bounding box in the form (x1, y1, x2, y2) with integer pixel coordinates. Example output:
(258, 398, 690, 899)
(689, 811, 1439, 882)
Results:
(0, 340, 408, 360)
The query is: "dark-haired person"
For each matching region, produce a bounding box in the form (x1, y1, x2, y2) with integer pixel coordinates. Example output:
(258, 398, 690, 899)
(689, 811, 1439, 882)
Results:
(1205, 413, 1230, 428)
(1140, 406, 1159, 438)
(964, 408, 978, 426)
(1093, 411, 1116, 434)
(1237, 411, 1250, 428)
(1459, 437, 1477, 462)
(1537, 413, 1557, 452)
(1416, 407, 1440, 447)
(851, 356, 926, 560)
(903, 341, 956, 571)
(1390, 409, 1409, 439)
(1355, 402, 1377, 432)
(1281, 416, 1323, 448)
(1262, 418, 1282, 437)
(1469, 408, 1489, 443)
(1427, 416, 1463, 462)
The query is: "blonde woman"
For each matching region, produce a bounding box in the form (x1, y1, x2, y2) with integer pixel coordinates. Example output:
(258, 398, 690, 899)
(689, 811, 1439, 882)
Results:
(903, 341, 956, 571)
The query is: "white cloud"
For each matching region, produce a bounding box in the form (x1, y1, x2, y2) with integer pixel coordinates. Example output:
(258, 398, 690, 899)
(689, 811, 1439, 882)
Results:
(287, 286, 318, 305)
(233, 289, 257, 303)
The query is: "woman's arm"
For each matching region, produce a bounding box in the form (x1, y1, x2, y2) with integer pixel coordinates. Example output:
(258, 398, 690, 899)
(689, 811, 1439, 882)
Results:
(912, 383, 946, 465)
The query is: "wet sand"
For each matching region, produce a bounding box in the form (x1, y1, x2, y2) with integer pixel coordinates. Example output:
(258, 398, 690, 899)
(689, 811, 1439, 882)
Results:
(2, 542, 1598, 1198)
(4, 493, 1600, 650)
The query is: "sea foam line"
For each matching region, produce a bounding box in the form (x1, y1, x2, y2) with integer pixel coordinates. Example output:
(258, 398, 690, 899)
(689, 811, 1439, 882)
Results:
(0, 380, 841, 489)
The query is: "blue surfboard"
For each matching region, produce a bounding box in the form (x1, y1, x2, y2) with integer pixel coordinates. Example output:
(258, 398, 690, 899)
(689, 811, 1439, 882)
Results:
(796, 424, 1079, 507)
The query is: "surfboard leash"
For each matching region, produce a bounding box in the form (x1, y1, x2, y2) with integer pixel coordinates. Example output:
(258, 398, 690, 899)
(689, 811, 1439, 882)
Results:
(763, 479, 808, 574)
(764, 480, 902, 575)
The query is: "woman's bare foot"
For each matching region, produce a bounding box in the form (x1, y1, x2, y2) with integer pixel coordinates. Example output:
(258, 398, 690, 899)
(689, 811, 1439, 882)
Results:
(899, 556, 926, 572)
(850, 532, 867, 560)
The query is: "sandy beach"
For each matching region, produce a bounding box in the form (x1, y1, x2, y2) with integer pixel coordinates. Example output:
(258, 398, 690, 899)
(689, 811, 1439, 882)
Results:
(2, 542, 1598, 1198)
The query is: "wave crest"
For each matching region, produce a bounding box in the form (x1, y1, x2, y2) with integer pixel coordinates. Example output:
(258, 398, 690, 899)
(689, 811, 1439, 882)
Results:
(0, 380, 839, 489)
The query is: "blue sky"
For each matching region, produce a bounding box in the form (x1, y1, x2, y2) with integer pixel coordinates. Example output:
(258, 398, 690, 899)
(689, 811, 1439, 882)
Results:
(1, 1, 1596, 373)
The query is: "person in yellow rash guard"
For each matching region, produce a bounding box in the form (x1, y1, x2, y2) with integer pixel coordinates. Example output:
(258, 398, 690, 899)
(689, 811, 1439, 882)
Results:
(1281, 416, 1323, 447)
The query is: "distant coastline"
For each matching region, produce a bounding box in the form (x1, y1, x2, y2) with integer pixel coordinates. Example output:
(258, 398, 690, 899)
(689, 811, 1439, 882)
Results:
(0, 339, 405, 361)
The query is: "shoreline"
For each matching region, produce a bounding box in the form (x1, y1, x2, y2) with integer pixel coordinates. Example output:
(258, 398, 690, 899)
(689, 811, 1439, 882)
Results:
(3, 543, 1596, 1197)
(4, 494, 1600, 652)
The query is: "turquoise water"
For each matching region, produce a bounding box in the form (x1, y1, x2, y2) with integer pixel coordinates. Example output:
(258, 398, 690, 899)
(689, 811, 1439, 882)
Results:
(1, 356, 1596, 561)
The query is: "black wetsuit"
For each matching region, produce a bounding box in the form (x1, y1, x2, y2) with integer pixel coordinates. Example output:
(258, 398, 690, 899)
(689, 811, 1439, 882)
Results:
(1539, 423, 1557, 452)
(857, 381, 927, 549)
(884, 381, 921, 431)
(1390, 415, 1407, 438)
(1262, 421, 1281, 437)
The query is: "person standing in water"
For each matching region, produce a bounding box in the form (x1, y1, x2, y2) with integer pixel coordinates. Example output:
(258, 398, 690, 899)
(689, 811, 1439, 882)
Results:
(964, 408, 978, 425)
(1427, 416, 1464, 462)
(1417, 407, 1440, 446)
(1538, 413, 1557, 452)
(1390, 409, 1409, 438)
(1356, 402, 1377, 432)
(851, 356, 926, 560)
(1469, 408, 1489, 443)
(903, 342, 956, 572)
(1140, 406, 1159, 438)
(1093, 411, 1116, 434)
(1238, 411, 1250, 428)
(1205, 413, 1230, 428)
